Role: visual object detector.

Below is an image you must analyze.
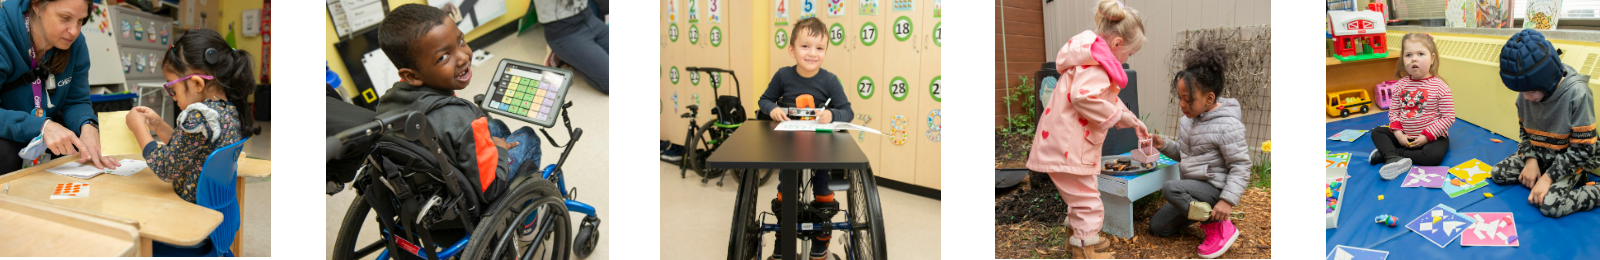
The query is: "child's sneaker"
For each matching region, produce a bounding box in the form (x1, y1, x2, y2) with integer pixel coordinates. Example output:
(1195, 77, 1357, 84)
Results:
(1067, 235, 1114, 259)
(1379, 157, 1412, 180)
(1369, 149, 1384, 165)
(1197, 220, 1240, 258)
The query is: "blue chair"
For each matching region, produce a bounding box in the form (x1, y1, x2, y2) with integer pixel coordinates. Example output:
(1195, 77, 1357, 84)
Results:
(153, 138, 248, 257)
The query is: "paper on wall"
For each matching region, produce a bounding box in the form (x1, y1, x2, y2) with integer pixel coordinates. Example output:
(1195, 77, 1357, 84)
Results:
(362, 50, 400, 96)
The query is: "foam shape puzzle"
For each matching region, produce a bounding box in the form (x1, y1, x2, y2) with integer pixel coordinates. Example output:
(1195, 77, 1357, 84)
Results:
(1325, 245, 1388, 260)
(1405, 204, 1477, 248)
(1461, 212, 1519, 247)
(1328, 176, 1348, 229)
(1327, 152, 1352, 179)
(1329, 129, 1370, 142)
(1444, 159, 1493, 198)
(1402, 166, 1448, 188)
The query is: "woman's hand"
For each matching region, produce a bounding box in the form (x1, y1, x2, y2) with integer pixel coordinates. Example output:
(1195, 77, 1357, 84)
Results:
(770, 108, 787, 122)
(40, 120, 84, 156)
(1529, 173, 1553, 205)
(76, 124, 120, 169)
(1211, 200, 1233, 222)
(1407, 134, 1430, 148)
(1520, 157, 1541, 188)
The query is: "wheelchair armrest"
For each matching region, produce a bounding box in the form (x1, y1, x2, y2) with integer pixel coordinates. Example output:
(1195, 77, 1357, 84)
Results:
(680, 113, 693, 118)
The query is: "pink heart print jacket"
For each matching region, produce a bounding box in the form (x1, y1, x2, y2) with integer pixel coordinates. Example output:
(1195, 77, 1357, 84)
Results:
(1027, 30, 1148, 175)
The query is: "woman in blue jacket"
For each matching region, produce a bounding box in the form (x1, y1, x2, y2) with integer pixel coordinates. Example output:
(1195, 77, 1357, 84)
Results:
(0, 0, 117, 173)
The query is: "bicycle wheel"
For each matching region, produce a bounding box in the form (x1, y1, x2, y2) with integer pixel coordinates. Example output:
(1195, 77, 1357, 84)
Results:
(462, 179, 571, 260)
(846, 169, 887, 260)
(726, 169, 763, 260)
(331, 193, 386, 260)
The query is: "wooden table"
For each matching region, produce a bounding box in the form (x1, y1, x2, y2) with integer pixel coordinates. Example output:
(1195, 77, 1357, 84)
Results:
(0, 154, 223, 257)
(0, 194, 141, 256)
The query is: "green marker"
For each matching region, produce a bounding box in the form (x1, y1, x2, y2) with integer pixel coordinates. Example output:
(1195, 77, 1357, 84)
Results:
(815, 129, 833, 133)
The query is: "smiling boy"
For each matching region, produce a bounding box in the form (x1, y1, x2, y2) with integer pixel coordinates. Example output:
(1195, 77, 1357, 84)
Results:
(756, 17, 853, 260)
(372, 4, 544, 206)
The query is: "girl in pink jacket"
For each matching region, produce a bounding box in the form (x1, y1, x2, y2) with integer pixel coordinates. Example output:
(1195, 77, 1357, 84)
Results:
(1026, 0, 1149, 258)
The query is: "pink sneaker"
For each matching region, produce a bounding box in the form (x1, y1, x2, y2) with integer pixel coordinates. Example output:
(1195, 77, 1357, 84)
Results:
(1197, 220, 1239, 258)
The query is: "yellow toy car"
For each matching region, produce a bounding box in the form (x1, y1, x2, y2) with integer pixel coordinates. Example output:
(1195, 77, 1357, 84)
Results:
(1327, 89, 1373, 118)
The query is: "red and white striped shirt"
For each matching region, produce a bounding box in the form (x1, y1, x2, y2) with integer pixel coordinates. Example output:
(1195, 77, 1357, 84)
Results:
(1387, 76, 1456, 141)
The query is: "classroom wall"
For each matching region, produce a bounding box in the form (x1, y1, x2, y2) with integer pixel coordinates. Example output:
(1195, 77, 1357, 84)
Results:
(216, 1, 264, 85)
(1039, 0, 1272, 137)
(1385, 30, 1600, 141)
(325, 0, 531, 97)
(661, 0, 942, 189)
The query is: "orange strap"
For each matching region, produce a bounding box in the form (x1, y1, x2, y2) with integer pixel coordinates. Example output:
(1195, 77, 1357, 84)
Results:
(471, 118, 499, 193)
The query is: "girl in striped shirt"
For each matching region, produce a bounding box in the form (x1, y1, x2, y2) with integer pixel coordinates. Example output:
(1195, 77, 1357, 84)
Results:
(1369, 33, 1456, 180)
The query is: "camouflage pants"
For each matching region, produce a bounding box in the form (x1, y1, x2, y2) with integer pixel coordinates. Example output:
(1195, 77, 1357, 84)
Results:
(1490, 154, 1600, 218)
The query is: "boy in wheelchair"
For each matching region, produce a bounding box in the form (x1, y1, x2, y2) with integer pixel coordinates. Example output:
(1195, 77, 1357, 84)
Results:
(758, 17, 854, 260)
(374, 4, 545, 200)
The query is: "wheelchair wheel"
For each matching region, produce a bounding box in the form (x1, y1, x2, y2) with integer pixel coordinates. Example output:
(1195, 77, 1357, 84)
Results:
(727, 169, 764, 260)
(462, 179, 571, 260)
(331, 193, 385, 260)
(574, 216, 600, 258)
(846, 169, 887, 259)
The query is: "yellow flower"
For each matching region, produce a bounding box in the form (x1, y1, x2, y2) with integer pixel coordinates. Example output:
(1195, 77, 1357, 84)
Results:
(1261, 140, 1272, 153)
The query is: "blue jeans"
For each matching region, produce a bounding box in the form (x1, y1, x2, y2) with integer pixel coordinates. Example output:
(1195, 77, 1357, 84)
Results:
(488, 119, 542, 178)
(545, 7, 609, 94)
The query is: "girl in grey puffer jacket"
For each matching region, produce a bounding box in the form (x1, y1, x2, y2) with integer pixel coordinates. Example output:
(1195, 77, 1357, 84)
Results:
(1147, 39, 1252, 258)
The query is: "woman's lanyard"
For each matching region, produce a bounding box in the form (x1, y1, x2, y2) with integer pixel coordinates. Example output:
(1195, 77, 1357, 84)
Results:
(23, 14, 44, 117)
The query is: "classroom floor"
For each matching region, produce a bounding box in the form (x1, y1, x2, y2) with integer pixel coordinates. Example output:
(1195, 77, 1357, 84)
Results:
(659, 162, 941, 259)
(241, 121, 271, 257)
(325, 28, 611, 259)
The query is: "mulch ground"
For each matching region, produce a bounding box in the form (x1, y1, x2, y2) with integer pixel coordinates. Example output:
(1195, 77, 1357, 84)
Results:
(995, 172, 1272, 259)
(996, 133, 1033, 169)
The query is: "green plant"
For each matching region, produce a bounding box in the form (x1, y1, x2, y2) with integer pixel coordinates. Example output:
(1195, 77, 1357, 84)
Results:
(1250, 140, 1272, 188)
(999, 76, 1039, 135)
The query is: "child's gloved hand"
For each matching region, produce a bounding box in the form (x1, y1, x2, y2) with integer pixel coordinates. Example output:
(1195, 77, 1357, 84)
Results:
(1520, 157, 1541, 188)
(1529, 173, 1553, 205)
(769, 108, 788, 122)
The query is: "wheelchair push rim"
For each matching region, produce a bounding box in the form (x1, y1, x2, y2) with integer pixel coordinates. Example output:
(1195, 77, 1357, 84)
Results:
(845, 169, 887, 260)
(462, 179, 572, 260)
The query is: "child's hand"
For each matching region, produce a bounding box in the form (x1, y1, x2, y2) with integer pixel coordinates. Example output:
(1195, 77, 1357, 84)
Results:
(816, 110, 833, 123)
(493, 137, 519, 150)
(1211, 201, 1233, 221)
(129, 106, 163, 127)
(769, 108, 788, 122)
(1407, 135, 1430, 148)
(1529, 173, 1553, 205)
(1393, 130, 1411, 146)
(1151, 134, 1165, 149)
(1520, 157, 1541, 188)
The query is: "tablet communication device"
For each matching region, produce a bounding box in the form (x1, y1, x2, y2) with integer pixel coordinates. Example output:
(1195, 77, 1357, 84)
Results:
(479, 59, 574, 128)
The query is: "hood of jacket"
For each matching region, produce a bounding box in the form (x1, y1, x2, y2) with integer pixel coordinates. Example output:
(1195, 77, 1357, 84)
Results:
(1055, 30, 1128, 89)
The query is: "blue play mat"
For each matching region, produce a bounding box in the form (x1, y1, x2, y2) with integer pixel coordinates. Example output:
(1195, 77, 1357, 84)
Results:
(1325, 113, 1600, 258)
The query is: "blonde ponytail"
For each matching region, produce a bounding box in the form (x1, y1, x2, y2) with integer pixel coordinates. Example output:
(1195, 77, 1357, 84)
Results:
(1094, 0, 1144, 47)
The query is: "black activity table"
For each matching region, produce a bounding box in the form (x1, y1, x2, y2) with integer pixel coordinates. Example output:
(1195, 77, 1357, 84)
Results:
(706, 120, 870, 260)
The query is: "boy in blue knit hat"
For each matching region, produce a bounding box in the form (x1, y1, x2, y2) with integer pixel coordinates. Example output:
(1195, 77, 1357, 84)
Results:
(1488, 29, 1599, 218)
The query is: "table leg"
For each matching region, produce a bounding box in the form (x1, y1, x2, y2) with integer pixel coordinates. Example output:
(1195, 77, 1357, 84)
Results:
(780, 170, 799, 260)
(1101, 191, 1134, 239)
(235, 177, 246, 256)
(141, 238, 153, 257)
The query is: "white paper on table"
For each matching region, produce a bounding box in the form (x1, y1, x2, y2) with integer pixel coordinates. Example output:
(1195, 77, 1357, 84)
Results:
(108, 159, 147, 177)
(773, 120, 884, 135)
(46, 162, 109, 179)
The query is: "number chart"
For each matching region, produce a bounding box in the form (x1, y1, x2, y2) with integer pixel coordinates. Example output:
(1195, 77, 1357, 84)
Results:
(480, 60, 574, 128)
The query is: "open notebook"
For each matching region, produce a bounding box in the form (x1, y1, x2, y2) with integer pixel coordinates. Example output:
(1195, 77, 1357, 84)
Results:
(773, 120, 884, 135)
(45, 159, 148, 179)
